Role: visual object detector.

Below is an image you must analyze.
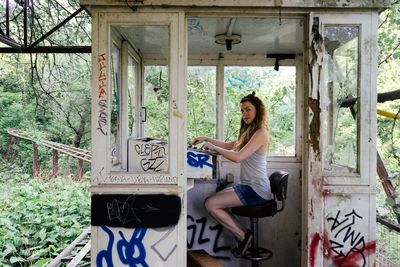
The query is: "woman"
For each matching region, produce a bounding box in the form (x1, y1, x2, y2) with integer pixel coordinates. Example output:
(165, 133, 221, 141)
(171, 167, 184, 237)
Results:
(192, 91, 272, 257)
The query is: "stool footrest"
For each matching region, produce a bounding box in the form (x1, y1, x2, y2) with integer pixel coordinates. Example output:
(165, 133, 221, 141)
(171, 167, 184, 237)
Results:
(243, 247, 273, 261)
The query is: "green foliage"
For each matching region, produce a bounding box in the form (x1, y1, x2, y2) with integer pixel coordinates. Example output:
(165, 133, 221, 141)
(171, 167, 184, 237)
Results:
(143, 66, 170, 140)
(376, 2, 400, 220)
(187, 67, 217, 143)
(0, 52, 91, 151)
(0, 163, 90, 267)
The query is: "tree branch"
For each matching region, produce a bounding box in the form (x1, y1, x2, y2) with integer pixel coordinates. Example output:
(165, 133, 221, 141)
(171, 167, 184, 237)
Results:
(378, 41, 400, 67)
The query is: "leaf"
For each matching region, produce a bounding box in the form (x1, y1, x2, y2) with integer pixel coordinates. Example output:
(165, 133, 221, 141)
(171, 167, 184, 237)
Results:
(34, 258, 51, 267)
(5, 243, 17, 253)
(38, 228, 47, 241)
(9, 256, 25, 264)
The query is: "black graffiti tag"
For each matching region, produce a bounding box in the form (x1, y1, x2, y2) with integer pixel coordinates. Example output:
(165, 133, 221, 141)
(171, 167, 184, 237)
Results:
(97, 99, 107, 135)
(187, 215, 231, 260)
(327, 209, 366, 266)
(135, 143, 167, 172)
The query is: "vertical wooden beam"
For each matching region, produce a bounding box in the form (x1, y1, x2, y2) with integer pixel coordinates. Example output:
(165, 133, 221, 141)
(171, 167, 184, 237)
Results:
(2, 135, 14, 160)
(33, 142, 38, 177)
(78, 159, 84, 180)
(52, 149, 59, 178)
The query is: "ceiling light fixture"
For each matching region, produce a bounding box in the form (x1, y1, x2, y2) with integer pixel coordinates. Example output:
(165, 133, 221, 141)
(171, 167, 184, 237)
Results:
(215, 34, 241, 51)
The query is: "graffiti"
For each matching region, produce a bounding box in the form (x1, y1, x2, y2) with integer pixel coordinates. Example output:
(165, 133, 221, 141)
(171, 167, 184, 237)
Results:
(117, 228, 149, 267)
(96, 226, 149, 267)
(97, 53, 107, 135)
(98, 53, 107, 98)
(326, 209, 367, 266)
(107, 195, 159, 224)
(92, 194, 181, 228)
(151, 227, 178, 261)
(96, 226, 114, 267)
(134, 143, 167, 172)
(97, 99, 107, 135)
(92, 167, 105, 183)
(187, 215, 231, 260)
(187, 152, 213, 169)
(309, 232, 320, 267)
(94, 174, 177, 184)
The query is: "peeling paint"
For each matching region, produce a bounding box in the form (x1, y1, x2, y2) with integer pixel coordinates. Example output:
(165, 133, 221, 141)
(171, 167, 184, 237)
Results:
(308, 17, 324, 161)
(310, 198, 314, 219)
(308, 97, 321, 160)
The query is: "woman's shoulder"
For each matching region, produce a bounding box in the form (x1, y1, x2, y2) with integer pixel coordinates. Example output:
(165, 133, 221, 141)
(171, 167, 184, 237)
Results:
(255, 126, 268, 135)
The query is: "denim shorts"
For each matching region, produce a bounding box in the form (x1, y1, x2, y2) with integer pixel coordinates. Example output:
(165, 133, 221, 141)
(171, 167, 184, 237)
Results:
(233, 184, 268, 206)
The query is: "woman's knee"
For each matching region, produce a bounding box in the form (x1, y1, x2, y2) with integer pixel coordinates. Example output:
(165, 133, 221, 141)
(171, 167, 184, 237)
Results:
(204, 196, 215, 213)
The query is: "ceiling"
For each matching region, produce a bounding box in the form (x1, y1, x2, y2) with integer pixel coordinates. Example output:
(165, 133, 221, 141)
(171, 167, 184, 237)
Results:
(114, 16, 304, 58)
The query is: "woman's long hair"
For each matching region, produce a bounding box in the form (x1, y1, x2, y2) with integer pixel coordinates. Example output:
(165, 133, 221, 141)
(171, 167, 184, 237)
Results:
(234, 92, 268, 151)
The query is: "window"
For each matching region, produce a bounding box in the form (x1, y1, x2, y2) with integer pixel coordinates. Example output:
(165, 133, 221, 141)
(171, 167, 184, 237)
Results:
(224, 66, 296, 156)
(110, 43, 121, 166)
(187, 66, 216, 144)
(322, 25, 360, 173)
(144, 65, 169, 140)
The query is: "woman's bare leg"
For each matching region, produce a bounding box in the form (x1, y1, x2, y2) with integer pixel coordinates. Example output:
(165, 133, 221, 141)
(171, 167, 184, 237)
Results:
(204, 187, 247, 241)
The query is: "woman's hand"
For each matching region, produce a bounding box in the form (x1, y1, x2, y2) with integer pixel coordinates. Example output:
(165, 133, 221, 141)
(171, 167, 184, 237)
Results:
(202, 142, 216, 151)
(192, 136, 208, 146)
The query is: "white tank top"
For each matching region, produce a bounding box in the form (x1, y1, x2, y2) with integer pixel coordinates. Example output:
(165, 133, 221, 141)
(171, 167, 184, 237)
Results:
(239, 152, 272, 200)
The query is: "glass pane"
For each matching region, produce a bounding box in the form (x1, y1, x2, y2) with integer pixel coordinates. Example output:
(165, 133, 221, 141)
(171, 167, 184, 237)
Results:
(110, 25, 169, 174)
(144, 65, 169, 140)
(322, 25, 359, 173)
(110, 43, 120, 166)
(128, 56, 136, 137)
(224, 66, 296, 157)
(187, 66, 216, 144)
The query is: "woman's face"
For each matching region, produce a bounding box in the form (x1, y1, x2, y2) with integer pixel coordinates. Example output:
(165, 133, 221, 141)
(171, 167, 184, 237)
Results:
(240, 101, 257, 125)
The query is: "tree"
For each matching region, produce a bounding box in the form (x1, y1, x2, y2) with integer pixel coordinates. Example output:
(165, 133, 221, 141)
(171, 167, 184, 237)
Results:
(0, 0, 92, 149)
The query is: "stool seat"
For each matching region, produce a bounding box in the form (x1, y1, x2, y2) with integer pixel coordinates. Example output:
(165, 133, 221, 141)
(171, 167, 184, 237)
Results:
(232, 199, 277, 218)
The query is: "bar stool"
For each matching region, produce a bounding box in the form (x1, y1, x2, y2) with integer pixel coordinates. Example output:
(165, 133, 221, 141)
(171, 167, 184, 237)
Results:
(232, 171, 289, 267)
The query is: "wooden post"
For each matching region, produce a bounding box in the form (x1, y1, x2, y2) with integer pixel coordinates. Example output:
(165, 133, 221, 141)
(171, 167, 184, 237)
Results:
(2, 135, 14, 160)
(33, 142, 38, 177)
(78, 159, 84, 180)
(52, 149, 58, 178)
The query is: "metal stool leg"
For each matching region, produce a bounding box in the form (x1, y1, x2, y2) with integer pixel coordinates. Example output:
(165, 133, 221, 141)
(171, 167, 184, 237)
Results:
(251, 218, 259, 267)
(243, 217, 273, 266)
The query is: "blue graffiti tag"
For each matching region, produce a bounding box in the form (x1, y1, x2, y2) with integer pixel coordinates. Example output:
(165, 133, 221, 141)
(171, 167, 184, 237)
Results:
(117, 228, 149, 267)
(187, 152, 213, 168)
(96, 226, 115, 267)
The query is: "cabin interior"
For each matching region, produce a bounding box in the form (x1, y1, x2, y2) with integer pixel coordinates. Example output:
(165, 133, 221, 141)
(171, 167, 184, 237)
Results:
(87, 4, 379, 267)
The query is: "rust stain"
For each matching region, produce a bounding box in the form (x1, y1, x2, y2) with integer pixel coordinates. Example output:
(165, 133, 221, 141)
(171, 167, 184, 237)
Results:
(307, 17, 323, 161)
(308, 97, 321, 160)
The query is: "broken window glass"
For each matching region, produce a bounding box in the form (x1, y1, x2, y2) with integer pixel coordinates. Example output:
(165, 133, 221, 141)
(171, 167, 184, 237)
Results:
(322, 25, 359, 174)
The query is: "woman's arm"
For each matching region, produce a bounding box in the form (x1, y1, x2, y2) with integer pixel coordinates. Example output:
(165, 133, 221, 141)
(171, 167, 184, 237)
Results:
(203, 128, 267, 163)
(192, 136, 236, 150)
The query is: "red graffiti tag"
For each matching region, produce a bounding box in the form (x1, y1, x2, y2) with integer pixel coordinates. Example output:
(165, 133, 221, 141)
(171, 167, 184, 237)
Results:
(98, 53, 107, 98)
(309, 232, 320, 267)
(331, 241, 376, 267)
